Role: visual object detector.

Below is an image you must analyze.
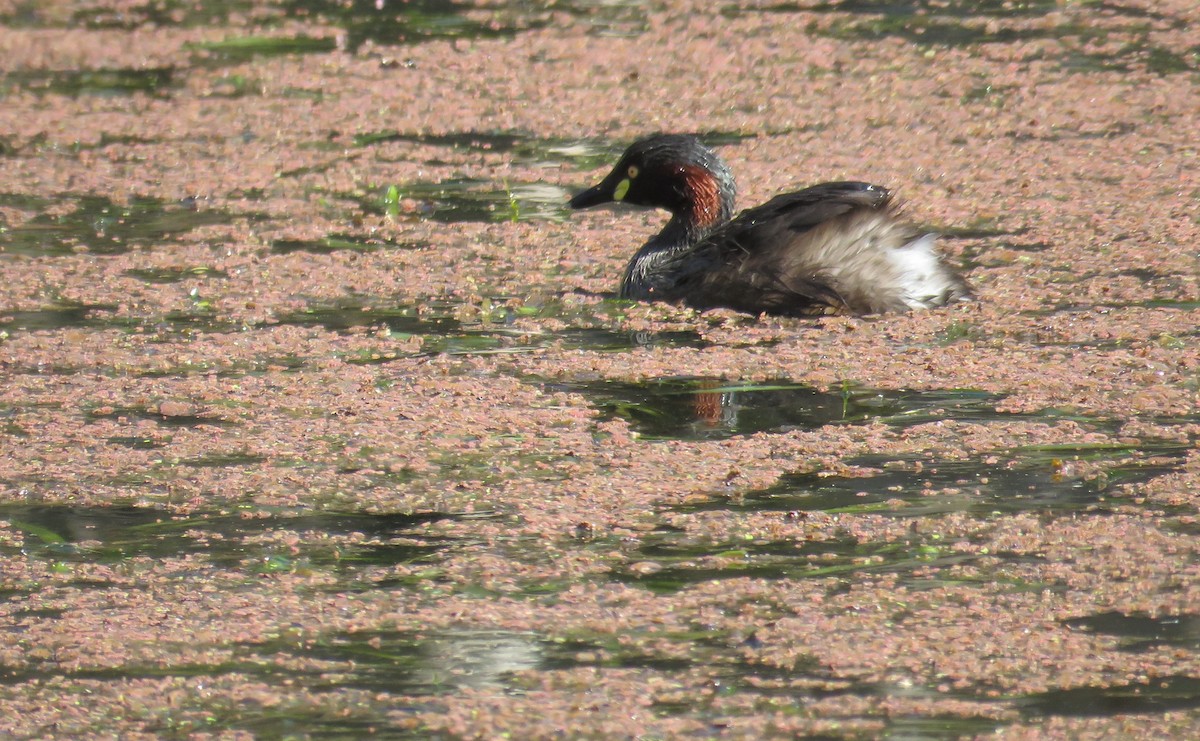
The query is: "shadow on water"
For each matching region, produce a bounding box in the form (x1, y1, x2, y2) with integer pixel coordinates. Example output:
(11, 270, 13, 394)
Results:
(0, 68, 178, 97)
(271, 300, 707, 359)
(270, 233, 422, 255)
(679, 441, 1189, 518)
(571, 438, 1189, 609)
(9, 1, 243, 29)
(273, 303, 463, 335)
(380, 325, 706, 359)
(246, 628, 542, 694)
(748, 0, 1174, 21)
(2, 0, 651, 70)
(185, 1, 545, 59)
(540, 636, 1006, 737)
(554, 377, 1015, 441)
(0, 193, 259, 257)
(277, 0, 543, 50)
(355, 129, 754, 168)
(883, 715, 1005, 739)
(3, 625, 541, 735)
(599, 425, 1191, 593)
(55, 0, 651, 47)
(0, 296, 706, 359)
(328, 130, 751, 224)
(355, 130, 534, 152)
(0, 302, 121, 333)
(353, 179, 572, 224)
(0, 504, 468, 569)
(0, 301, 243, 337)
(124, 266, 229, 284)
(740, 0, 1195, 73)
(4, 0, 1188, 76)
(608, 529, 1006, 594)
(1062, 611, 1200, 653)
(0, 554, 1009, 739)
(1017, 676, 1200, 717)
(85, 402, 236, 429)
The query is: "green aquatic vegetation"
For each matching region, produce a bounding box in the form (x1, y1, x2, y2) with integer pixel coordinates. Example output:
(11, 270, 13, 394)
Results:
(1, 419, 29, 437)
(205, 73, 262, 98)
(186, 35, 338, 62)
(503, 178, 521, 223)
(5, 518, 68, 547)
(188, 288, 214, 313)
(938, 320, 980, 344)
(382, 184, 401, 221)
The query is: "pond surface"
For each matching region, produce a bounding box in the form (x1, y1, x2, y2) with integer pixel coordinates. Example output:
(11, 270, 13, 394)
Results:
(1, 0, 1199, 737)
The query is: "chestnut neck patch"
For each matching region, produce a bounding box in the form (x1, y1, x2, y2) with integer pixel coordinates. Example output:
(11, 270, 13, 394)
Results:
(679, 164, 725, 229)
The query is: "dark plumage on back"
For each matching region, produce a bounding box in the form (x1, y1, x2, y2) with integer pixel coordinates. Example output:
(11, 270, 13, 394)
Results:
(569, 134, 971, 316)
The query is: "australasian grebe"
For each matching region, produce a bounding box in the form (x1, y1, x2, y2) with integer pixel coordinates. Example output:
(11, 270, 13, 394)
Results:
(569, 134, 971, 316)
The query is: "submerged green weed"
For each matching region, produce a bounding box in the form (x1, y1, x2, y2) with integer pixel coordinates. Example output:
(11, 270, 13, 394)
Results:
(383, 184, 401, 221)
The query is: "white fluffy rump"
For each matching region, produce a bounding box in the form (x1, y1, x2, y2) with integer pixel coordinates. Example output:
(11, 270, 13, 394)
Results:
(888, 233, 963, 309)
(800, 211, 969, 313)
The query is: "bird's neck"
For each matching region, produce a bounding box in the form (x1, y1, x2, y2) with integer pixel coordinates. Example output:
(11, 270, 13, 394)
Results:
(619, 215, 714, 299)
(619, 164, 737, 300)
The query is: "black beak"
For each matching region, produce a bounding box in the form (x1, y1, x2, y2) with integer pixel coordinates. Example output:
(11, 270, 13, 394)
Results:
(568, 182, 613, 210)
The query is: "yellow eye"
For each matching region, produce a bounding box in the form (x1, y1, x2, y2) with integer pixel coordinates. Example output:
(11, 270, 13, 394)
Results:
(627, 165, 639, 179)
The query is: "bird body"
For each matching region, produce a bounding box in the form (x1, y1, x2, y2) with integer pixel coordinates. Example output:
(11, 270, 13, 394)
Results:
(569, 134, 971, 316)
